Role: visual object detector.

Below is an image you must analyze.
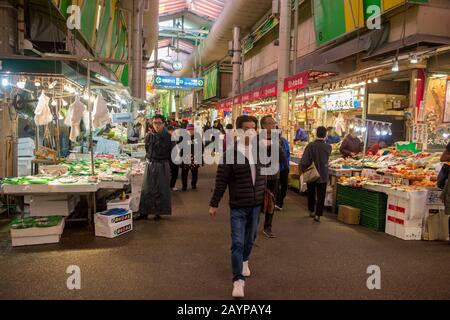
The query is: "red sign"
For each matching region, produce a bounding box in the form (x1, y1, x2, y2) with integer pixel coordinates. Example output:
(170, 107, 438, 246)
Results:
(260, 82, 278, 99)
(217, 99, 233, 110)
(284, 71, 310, 92)
(241, 92, 251, 104)
(233, 95, 242, 105)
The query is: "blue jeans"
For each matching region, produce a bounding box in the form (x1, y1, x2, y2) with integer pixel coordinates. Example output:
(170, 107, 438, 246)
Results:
(230, 206, 261, 282)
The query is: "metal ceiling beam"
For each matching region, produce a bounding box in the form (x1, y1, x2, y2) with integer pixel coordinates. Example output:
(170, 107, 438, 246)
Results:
(159, 26, 210, 35)
(159, 32, 208, 41)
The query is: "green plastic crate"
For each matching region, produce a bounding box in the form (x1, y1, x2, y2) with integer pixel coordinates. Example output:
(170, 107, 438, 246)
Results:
(360, 214, 386, 232)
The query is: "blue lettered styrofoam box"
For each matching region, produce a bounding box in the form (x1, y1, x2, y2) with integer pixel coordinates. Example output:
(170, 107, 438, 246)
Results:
(94, 209, 132, 228)
(95, 220, 133, 239)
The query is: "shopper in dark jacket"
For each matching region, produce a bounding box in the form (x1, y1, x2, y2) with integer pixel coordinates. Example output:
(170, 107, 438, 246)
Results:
(209, 115, 266, 299)
(276, 134, 291, 210)
(301, 126, 331, 222)
(340, 130, 362, 158)
(260, 115, 286, 238)
(137, 115, 172, 220)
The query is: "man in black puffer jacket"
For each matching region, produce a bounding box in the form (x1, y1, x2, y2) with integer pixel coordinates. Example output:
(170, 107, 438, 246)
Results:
(209, 115, 266, 299)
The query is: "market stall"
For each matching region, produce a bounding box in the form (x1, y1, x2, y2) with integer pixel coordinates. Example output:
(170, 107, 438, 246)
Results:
(329, 147, 448, 241)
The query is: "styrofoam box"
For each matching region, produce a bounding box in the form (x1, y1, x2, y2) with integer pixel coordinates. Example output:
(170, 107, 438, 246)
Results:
(95, 209, 132, 227)
(18, 138, 35, 148)
(11, 219, 65, 247)
(18, 157, 34, 176)
(385, 214, 422, 240)
(396, 226, 422, 240)
(95, 220, 133, 238)
(107, 197, 132, 211)
(18, 147, 35, 157)
(30, 195, 79, 217)
(386, 194, 427, 221)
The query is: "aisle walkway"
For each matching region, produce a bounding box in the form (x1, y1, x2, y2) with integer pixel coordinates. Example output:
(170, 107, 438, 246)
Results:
(1, 166, 450, 299)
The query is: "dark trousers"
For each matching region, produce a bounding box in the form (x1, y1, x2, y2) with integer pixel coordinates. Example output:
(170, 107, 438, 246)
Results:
(276, 169, 289, 208)
(169, 162, 179, 188)
(181, 166, 199, 189)
(307, 182, 327, 217)
(264, 178, 279, 231)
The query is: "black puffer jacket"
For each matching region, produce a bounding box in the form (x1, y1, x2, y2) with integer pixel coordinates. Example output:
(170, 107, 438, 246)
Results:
(209, 149, 267, 209)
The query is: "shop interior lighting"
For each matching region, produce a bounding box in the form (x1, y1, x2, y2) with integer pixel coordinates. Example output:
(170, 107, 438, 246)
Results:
(430, 74, 447, 79)
(51, 99, 58, 106)
(49, 81, 58, 89)
(373, 78, 378, 83)
(392, 58, 399, 72)
(62, 99, 68, 107)
(367, 79, 372, 84)
(374, 124, 382, 136)
(444, 132, 450, 139)
(388, 126, 392, 136)
(381, 125, 389, 136)
(17, 80, 26, 89)
(410, 53, 418, 64)
(2, 78, 9, 87)
(34, 80, 41, 87)
(360, 126, 367, 133)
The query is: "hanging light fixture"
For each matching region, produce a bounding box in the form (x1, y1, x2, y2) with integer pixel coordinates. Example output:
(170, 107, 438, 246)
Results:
(374, 124, 381, 136)
(381, 124, 388, 136)
(410, 53, 418, 64)
(373, 78, 379, 83)
(35, 80, 41, 87)
(2, 78, 9, 87)
(51, 99, 58, 106)
(17, 79, 26, 89)
(388, 125, 393, 136)
(392, 58, 399, 72)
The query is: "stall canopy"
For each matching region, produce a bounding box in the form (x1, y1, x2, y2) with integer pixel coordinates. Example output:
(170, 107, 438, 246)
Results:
(217, 82, 278, 109)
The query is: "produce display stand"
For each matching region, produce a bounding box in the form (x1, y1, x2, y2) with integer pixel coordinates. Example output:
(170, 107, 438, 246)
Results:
(329, 168, 362, 213)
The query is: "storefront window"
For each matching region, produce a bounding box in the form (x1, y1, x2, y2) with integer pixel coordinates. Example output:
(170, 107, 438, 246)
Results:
(368, 93, 408, 116)
(423, 76, 450, 150)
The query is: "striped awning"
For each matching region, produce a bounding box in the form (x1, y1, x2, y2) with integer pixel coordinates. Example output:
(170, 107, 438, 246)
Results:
(159, 0, 228, 21)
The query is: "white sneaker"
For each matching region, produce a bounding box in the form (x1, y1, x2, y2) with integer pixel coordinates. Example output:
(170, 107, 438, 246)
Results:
(232, 280, 245, 298)
(172, 187, 178, 191)
(275, 205, 283, 211)
(242, 261, 251, 277)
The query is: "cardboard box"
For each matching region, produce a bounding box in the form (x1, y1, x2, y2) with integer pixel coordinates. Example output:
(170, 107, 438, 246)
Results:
(11, 219, 65, 247)
(95, 220, 133, 238)
(94, 209, 132, 227)
(338, 205, 360, 225)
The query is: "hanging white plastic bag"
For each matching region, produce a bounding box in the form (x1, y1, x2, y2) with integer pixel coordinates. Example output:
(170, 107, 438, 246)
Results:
(92, 94, 111, 129)
(34, 92, 53, 126)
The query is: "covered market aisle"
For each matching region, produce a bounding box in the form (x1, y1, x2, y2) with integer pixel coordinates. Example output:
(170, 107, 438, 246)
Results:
(1, 166, 450, 300)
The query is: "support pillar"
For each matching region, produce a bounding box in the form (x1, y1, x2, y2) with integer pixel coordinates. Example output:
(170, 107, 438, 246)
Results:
(232, 27, 241, 127)
(277, 0, 291, 137)
(131, 0, 143, 98)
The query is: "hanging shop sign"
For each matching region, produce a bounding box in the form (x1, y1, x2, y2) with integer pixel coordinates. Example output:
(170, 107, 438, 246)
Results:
(203, 65, 218, 100)
(111, 112, 134, 124)
(217, 99, 233, 110)
(233, 95, 242, 105)
(260, 82, 278, 99)
(154, 76, 205, 90)
(284, 71, 310, 92)
(313, 0, 428, 47)
(323, 91, 362, 111)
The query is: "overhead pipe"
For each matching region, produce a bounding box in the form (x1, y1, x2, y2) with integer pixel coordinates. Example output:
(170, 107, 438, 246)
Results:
(175, 0, 273, 77)
(232, 27, 241, 126)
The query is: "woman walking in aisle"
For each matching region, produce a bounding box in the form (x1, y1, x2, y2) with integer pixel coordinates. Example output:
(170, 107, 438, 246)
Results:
(300, 126, 331, 222)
